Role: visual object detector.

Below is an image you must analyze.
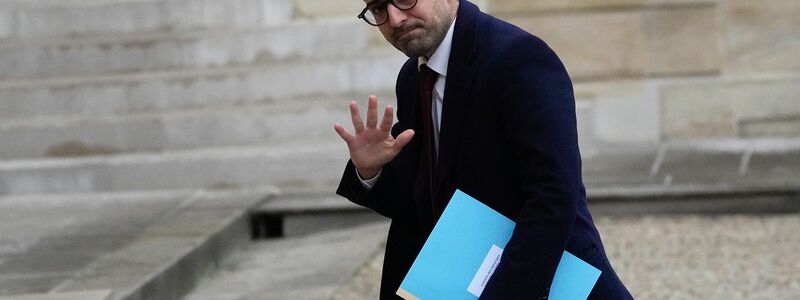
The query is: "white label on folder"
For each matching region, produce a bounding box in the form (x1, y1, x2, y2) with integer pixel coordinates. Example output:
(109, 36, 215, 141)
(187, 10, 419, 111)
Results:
(467, 244, 504, 297)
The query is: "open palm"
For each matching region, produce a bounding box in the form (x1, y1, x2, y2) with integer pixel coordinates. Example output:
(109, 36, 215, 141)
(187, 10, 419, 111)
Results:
(334, 95, 415, 179)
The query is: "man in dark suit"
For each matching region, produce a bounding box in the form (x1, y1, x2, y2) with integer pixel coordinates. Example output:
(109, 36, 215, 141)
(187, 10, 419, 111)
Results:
(334, 0, 633, 298)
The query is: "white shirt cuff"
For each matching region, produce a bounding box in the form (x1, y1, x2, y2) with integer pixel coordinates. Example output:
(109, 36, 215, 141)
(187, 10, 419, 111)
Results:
(356, 169, 382, 190)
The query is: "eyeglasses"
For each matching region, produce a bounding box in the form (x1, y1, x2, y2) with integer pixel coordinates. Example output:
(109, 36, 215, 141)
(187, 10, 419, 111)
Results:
(358, 0, 418, 26)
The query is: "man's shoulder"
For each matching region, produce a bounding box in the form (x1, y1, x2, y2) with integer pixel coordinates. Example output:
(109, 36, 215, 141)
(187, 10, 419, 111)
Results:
(476, 12, 549, 55)
(469, 11, 570, 77)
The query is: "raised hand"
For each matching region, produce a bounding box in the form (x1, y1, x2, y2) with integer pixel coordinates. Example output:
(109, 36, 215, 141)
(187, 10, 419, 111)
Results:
(334, 95, 415, 179)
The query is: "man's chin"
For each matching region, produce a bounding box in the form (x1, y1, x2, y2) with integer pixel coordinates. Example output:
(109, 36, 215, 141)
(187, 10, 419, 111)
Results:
(395, 40, 431, 58)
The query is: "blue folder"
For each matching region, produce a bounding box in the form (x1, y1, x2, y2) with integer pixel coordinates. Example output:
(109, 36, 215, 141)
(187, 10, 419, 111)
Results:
(397, 190, 601, 300)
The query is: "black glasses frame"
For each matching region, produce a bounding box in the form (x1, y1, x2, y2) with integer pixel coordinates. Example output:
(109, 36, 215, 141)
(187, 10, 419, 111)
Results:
(358, 0, 418, 26)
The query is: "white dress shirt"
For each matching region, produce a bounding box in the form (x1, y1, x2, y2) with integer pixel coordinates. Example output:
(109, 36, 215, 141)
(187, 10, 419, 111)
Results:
(358, 17, 457, 188)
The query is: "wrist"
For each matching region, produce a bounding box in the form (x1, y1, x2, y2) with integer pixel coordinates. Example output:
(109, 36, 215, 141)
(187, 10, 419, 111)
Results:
(356, 167, 381, 180)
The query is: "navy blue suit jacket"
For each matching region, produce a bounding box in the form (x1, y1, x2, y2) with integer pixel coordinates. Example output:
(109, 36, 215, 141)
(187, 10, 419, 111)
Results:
(337, 1, 633, 299)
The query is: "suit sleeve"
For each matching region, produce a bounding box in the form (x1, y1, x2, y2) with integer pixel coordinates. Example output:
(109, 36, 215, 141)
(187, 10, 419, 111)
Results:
(336, 123, 405, 219)
(336, 58, 419, 220)
(480, 36, 583, 299)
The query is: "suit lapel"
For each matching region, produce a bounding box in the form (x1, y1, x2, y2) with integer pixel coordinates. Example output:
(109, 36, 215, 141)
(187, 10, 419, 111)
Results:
(437, 63, 474, 187)
(437, 0, 479, 188)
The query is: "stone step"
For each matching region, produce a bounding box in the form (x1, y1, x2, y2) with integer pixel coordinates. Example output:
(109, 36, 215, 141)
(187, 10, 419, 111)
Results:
(588, 184, 800, 215)
(0, 53, 405, 121)
(0, 290, 112, 300)
(252, 193, 383, 238)
(0, 93, 394, 159)
(583, 142, 800, 187)
(47, 188, 275, 300)
(251, 183, 800, 240)
(0, 0, 291, 41)
(289, 0, 717, 20)
(484, 0, 714, 16)
(185, 222, 389, 300)
(0, 188, 275, 299)
(0, 140, 349, 196)
(1, 138, 798, 197)
(245, 145, 800, 239)
(0, 20, 378, 80)
(292, 0, 487, 19)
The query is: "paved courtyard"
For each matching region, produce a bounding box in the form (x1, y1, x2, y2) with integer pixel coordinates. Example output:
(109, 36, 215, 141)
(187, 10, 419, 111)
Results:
(317, 213, 800, 300)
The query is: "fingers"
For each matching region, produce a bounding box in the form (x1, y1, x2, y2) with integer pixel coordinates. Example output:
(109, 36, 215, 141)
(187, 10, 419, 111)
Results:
(349, 101, 365, 134)
(366, 95, 378, 129)
(393, 129, 415, 150)
(380, 105, 394, 131)
(348, 96, 392, 134)
(333, 123, 353, 143)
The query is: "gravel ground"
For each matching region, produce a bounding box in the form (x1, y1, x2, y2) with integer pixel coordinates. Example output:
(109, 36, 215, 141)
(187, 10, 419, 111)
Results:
(333, 213, 800, 300)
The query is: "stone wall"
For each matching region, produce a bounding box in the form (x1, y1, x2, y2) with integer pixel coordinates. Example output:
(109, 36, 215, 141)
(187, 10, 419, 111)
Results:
(0, 0, 795, 195)
(290, 0, 800, 146)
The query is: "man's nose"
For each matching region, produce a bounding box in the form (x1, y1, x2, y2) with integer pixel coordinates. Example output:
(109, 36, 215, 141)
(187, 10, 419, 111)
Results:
(386, 4, 408, 28)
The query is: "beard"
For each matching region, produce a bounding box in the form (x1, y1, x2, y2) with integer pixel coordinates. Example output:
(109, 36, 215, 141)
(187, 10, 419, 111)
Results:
(387, 13, 451, 58)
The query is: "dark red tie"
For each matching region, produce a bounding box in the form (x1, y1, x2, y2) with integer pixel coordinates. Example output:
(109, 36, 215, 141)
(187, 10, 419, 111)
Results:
(419, 65, 439, 219)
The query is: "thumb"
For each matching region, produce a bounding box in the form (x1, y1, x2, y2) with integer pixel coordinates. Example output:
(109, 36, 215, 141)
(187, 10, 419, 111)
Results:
(393, 129, 415, 150)
(333, 123, 353, 143)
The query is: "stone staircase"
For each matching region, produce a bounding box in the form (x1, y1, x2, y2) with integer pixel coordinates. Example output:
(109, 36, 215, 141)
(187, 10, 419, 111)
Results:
(3, 0, 798, 196)
(0, 0, 400, 299)
(0, 0, 408, 197)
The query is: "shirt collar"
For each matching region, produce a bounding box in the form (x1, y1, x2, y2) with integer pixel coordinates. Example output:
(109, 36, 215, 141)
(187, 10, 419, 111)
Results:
(418, 16, 456, 76)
